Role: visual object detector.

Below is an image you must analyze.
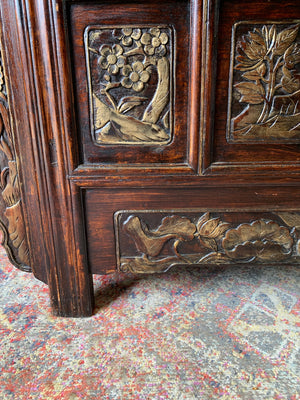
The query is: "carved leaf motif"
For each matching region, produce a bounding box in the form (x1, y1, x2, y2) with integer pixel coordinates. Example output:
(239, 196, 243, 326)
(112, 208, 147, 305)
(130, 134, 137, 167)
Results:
(152, 215, 196, 239)
(118, 212, 300, 274)
(284, 43, 300, 68)
(268, 25, 277, 49)
(123, 215, 196, 258)
(196, 212, 210, 231)
(249, 30, 266, 47)
(273, 24, 300, 55)
(197, 213, 230, 238)
(117, 96, 147, 114)
(222, 220, 293, 261)
(200, 237, 218, 252)
(281, 75, 300, 94)
(277, 212, 300, 230)
(242, 63, 266, 82)
(199, 218, 219, 236)
(234, 82, 265, 104)
(231, 23, 300, 141)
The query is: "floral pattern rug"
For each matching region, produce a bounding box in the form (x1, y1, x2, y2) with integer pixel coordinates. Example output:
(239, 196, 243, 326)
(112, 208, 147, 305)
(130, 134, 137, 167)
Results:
(0, 245, 299, 399)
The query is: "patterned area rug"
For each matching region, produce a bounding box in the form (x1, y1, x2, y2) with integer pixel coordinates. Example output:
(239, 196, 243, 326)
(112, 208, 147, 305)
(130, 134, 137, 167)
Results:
(0, 245, 299, 399)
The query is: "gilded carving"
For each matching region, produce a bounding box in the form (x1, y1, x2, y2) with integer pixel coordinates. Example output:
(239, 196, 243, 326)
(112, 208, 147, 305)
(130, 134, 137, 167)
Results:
(228, 22, 300, 142)
(115, 211, 300, 273)
(0, 49, 30, 271)
(85, 26, 173, 144)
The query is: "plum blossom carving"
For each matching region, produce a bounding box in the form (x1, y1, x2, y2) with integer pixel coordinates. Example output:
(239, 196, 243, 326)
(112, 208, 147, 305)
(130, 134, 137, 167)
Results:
(229, 23, 300, 141)
(98, 44, 125, 75)
(141, 28, 169, 57)
(87, 26, 172, 144)
(121, 61, 151, 92)
(113, 28, 142, 47)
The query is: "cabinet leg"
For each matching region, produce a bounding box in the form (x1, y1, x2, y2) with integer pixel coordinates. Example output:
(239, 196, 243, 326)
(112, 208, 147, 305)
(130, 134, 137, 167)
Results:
(47, 269, 94, 318)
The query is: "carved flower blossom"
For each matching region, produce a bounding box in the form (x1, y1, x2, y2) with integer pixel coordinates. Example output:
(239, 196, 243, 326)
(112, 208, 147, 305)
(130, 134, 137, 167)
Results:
(121, 61, 150, 92)
(222, 220, 293, 262)
(141, 28, 168, 57)
(113, 28, 142, 46)
(98, 44, 125, 75)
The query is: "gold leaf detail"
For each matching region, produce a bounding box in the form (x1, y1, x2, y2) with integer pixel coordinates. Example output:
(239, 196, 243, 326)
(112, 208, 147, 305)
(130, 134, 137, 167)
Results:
(222, 220, 293, 261)
(242, 63, 266, 82)
(277, 212, 300, 230)
(273, 24, 300, 55)
(234, 82, 265, 104)
(199, 237, 218, 252)
(117, 96, 147, 114)
(123, 215, 196, 258)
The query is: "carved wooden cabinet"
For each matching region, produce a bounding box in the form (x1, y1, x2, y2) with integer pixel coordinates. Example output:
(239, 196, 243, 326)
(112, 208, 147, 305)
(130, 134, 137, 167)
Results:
(0, 0, 300, 316)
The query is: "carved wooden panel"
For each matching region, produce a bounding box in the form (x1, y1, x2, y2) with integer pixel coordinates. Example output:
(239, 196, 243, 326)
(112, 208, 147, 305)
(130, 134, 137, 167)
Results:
(201, 0, 300, 173)
(228, 22, 300, 142)
(115, 210, 300, 273)
(68, 0, 193, 168)
(0, 46, 30, 271)
(86, 26, 174, 145)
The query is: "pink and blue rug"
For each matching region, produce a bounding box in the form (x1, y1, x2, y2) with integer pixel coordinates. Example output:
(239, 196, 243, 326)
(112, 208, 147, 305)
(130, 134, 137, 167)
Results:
(0, 245, 299, 399)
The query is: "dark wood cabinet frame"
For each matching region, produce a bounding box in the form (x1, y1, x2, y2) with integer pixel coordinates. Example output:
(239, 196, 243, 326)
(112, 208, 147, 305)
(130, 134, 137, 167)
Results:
(0, 0, 299, 316)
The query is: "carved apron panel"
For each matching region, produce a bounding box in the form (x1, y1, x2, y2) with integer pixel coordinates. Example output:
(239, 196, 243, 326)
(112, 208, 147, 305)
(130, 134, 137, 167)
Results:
(115, 211, 300, 273)
(85, 26, 174, 145)
(228, 22, 300, 142)
(0, 46, 30, 271)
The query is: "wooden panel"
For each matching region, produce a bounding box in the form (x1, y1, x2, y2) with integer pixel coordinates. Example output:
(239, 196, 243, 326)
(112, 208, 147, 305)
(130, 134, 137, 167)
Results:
(67, 0, 198, 169)
(84, 185, 300, 274)
(116, 210, 300, 273)
(228, 21, 300, 143)
(201, 0, 300, 174)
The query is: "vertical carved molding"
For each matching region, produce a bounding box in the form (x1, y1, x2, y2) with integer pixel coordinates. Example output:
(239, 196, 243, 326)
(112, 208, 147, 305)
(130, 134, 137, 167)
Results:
(0, 43, 30, 271)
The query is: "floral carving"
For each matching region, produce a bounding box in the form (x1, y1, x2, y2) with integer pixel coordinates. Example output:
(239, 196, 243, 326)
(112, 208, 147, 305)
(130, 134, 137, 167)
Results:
(121, 61, 151, 92)
(98, 44, 125, 75)
(123, 215, 196, 259)
(222, 220, 293, 261)
(0, 50, 30, 271)
(196, 212, 230, 252)
(229, 23, 300, 141)
(113, 28, 142, 47)
(86, 26, 173, 144)
(116, 212, 299, 273)
(141, 28, 169, 57)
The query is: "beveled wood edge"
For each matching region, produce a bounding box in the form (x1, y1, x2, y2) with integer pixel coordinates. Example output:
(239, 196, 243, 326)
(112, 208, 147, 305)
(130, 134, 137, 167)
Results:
(199, 0, 220, 173)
